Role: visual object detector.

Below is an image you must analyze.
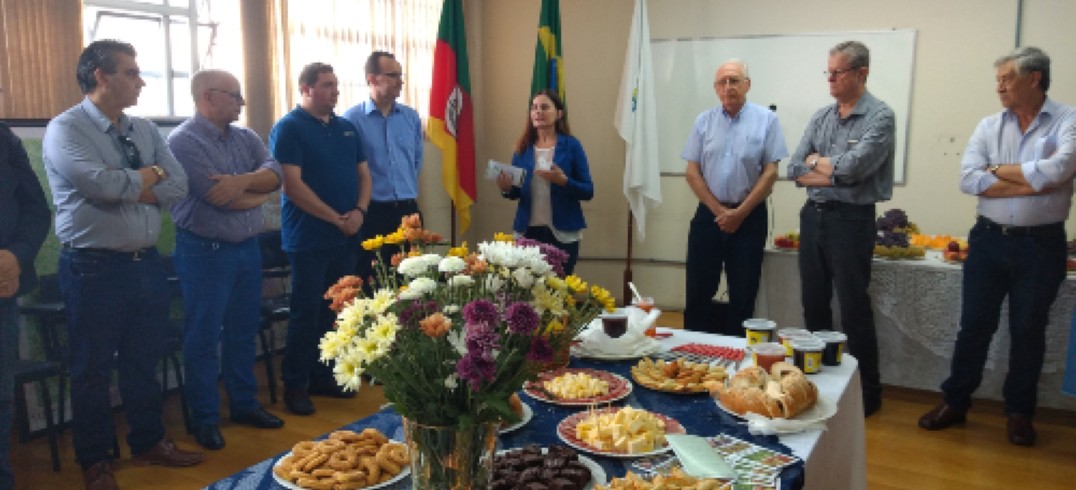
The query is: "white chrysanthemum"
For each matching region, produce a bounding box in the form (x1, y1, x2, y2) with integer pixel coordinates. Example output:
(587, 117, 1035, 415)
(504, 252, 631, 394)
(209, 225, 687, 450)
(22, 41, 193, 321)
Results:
(369, 289, 397, 314)
(438, 255, 466, 274)
(446, 329, 467, 356)
(319, 331, 345, 362)
(355, 336, 386, 362)
(448, 274, 474, 288)
(444, 373, 459, 389)
(530, 283, 566, 317)
(397, 256, 433, 277)
(443, 304, 460, 315)
(511, 267, 535, 288)
(484, 275, 504, 292)
(408, 277, 437, 296)
(333, 355, 363, 392)
(369, 314, 399, 348)
(337, 300, 368, 329)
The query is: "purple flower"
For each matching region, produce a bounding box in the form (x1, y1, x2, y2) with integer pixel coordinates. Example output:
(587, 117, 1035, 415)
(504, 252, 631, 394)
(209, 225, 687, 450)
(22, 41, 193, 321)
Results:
(465, 321, 500, 355)
(462, 299, 499, 325)
(526, 336, 553, 363)
(398, 300, 439, 329)
(456, 353, 497, 390)
(504, 302, 539, 334)
(517, 237, 569, 277)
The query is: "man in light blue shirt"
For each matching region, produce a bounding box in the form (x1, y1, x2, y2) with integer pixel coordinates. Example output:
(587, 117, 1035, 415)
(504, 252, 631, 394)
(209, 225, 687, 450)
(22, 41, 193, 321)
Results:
(43, 39, 201, 489)
(344, 51, 424, 285)
(681, 59, 787, 336)
(919, 46, 1074, 447)
(168, 69, 284, 451)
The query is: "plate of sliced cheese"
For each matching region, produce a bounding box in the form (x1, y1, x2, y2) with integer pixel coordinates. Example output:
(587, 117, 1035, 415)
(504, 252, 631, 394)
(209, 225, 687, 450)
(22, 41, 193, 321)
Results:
(630, 357, 729, 394)
(556, 406, 685, 459)
(523, 368, 632, 406)
(271, 428, 409, 490)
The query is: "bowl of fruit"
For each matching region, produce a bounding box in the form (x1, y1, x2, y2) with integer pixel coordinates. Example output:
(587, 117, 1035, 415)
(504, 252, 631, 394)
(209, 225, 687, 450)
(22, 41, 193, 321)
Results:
(942, 239, 969, 263)
(774, 231, 799, 250)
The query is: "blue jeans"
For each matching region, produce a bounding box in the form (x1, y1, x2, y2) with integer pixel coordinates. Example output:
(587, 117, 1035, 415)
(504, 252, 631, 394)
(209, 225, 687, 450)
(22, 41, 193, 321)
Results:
(1064, 309, 1076, 397)
(941, 219, 1066, 416)
(173, 230, 262, 427)
(0, 298, 16, 490)
(684, 202, 768, 335)
(59, 247, 168, 467)
(282, 245, 356, 389)
(798, 201, 881, 399)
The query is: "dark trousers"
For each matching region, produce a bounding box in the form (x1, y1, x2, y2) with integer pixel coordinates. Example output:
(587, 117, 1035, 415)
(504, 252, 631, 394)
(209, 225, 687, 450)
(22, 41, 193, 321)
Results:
(356, 199, 421, 288)
(941, 218, 1066, 416)
(282, 245, 356, 390)
(798, 200, 881, 399)
(684, 202, 768, 335)
(59, 248, 168, 467)
(0, 299, 16, 489)
(523, 226, 580, 276)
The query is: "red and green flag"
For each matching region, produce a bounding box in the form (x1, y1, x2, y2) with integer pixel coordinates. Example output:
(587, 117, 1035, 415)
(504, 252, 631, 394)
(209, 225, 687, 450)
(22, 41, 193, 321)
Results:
(429, 0, 476, 234)
(531, 0, 564, 102)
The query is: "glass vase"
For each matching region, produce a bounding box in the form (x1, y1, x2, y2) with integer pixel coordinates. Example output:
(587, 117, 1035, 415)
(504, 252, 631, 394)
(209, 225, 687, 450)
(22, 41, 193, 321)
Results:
(402, 417, 498, 490)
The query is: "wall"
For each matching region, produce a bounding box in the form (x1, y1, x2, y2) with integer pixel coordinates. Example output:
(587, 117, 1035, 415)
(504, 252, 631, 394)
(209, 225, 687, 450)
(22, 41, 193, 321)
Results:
(470, 0, 1076, 310)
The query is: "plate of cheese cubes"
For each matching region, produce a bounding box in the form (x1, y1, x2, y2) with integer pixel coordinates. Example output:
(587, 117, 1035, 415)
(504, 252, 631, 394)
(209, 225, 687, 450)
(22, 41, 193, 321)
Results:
(523, 368, 632, 406)
(556, 406, 685, 458)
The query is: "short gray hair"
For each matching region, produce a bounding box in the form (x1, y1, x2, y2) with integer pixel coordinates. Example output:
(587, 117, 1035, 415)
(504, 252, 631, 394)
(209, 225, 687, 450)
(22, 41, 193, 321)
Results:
(995, 46, 1050, 92)
(829, 41, 870, 69)
(720, 59, 750, 79)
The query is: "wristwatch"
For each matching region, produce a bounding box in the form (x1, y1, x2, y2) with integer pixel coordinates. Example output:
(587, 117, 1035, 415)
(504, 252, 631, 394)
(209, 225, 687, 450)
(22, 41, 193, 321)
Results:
(808, 156, 820, 170)
(988, 164, 1000, 175)
(150, 165, 167, 180)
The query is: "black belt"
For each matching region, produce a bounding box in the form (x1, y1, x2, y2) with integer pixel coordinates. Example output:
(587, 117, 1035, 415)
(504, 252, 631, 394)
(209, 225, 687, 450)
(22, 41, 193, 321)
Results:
(62, 243, 156, 261)
(805, 199, 871, 211)
(719, 201, 742, 208)
(370, 199, 418, 208)
(977, 216, 1064, 237)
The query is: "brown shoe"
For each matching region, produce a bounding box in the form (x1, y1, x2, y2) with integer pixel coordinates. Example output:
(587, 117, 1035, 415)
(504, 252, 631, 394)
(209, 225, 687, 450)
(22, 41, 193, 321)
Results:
(130, 438, 204, 467)
(1007, 413, 1036, 446)
(918, 403, 966, 430)
(83, 460, 118, 490)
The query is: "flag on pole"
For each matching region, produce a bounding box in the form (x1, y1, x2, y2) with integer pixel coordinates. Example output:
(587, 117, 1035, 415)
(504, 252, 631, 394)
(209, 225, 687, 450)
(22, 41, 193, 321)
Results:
(615, 0, 661, 240)
(531, 0, 564, 102)
(429, 0, 476, 233)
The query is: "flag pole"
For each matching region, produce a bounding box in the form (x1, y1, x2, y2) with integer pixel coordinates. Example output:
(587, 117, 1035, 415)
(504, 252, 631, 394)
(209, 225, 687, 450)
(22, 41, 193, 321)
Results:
(449, 207, 458, 247)
(623, 210, 634, 306)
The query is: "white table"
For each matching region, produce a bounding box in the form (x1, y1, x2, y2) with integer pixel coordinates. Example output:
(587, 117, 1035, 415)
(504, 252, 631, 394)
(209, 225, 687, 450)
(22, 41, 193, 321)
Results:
(657, 328, 867, 490)
(755, 248, 1076, 410)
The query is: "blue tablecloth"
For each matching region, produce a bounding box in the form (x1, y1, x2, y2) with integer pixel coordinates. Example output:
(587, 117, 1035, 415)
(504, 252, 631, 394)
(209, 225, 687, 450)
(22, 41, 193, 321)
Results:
(205, 357, 804, 489)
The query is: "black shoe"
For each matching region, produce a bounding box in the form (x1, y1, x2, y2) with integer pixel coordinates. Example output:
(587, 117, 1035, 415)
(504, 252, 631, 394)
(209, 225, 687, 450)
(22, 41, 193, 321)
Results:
(308, 382, 356, 399)
(1007, 413, 1036, 446)
(918, 403, 967, 431)
(284, 386, 316, 416)
(193, 425, 225, 451)
(230, 407, 284, 429)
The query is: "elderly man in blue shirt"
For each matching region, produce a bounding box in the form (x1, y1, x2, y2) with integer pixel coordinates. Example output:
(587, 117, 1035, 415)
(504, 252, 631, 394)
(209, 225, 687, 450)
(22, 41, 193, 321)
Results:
(344, 51, 424, 285)
(43, 39, 202, 490)
(681, 59, 788, 336)
(168, 69, 285, 451)
(0, 121, 51, 490)
(919, 46, 1075, 447)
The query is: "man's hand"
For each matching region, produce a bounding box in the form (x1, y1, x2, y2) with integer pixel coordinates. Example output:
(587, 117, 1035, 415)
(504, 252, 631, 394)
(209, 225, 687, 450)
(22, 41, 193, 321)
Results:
(0, 250, 19, 298)
(716, 207, 746, 234)
(535, 164, 569, 186)
(796, 171, 833, 187)
(205, 174, 250, 206)
(337, 209, 364, 236)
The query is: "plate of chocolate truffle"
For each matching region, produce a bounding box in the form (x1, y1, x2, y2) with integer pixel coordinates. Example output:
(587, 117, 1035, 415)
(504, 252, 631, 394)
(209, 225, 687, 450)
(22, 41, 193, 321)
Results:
(491, 443, 605, 490)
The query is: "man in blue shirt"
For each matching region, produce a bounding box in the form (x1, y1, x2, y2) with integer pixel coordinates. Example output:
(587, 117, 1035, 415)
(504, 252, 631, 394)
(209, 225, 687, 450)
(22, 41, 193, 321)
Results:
(270, 63, 371, 416)
(0, 121, 51, 490)
(919, 47, 1075, 446)
(168, 69, 285, 450)
(681, 60, 787, 336)
(344, 51, 424, 285)
(788, 41, 895, 417)
(43, 39, 202, 490)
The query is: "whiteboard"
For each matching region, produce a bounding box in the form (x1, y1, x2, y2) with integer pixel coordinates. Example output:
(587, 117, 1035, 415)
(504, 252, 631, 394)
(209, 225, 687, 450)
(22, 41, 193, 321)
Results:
(651, 30, 916, 183)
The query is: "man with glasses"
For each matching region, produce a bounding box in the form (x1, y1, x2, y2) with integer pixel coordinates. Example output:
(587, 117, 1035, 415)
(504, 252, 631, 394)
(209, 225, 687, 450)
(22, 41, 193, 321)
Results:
(0, 121, 51, 490)
(788, 40, 895, 417)
(918, 47, 1074, 446)
(344, 51, 424, 286)
(270, 63, 371, 415)
(681, 59, 787, 335)
(43, 39, 201, 490)
(167, 69, 284, 451)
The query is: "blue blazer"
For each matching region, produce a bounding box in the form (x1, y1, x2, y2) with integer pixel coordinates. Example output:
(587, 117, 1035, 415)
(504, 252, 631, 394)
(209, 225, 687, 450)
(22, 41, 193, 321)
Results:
(504, 133, 594, 233)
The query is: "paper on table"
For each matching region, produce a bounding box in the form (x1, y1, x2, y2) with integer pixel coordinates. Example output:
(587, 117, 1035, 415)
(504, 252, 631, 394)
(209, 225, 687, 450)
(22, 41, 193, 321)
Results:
(665, 434, 735, 479)
(485, 159, 525, 186)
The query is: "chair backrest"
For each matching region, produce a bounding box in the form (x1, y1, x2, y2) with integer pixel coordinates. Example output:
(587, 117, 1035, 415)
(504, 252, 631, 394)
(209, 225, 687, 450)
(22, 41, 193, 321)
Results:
(259, 229, 289, 270)
(18, 274, 67, 363)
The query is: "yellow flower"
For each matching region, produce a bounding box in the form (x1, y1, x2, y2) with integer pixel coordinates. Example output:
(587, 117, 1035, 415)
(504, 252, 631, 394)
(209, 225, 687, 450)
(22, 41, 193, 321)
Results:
(565, 295, 577, 307)
(362, 235, 386, 251)
(591, 285, 616, 311)
(333, 354, 363, 392)
(545, 276, 567, 291)
(544, 318, 566, 335)
(384, 230, 406, 245)
(447, 242, 469, 258)
(565, 275, 587, 293)
(319, 331, 345, 362)
(493, 232, 515, 242)
(369, 289, 396, 314)
(369, 314, 400, 348)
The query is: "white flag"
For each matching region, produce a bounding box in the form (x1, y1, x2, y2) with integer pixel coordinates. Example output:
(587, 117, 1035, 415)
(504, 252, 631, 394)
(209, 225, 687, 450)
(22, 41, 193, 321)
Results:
(615, 0, 661, 241)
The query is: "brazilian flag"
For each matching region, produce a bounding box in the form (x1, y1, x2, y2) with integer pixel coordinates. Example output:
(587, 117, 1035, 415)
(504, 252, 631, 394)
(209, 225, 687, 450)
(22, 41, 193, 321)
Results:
(531, 0, 564, 103)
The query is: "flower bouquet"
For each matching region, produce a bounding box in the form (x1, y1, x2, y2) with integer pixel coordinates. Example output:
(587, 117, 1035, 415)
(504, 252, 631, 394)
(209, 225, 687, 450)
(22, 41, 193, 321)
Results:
(320, 215, 614, 488)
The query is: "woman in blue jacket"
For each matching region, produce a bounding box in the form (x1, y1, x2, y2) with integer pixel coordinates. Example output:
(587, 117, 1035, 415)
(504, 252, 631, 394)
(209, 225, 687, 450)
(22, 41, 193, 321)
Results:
(496, 89, 594, 275)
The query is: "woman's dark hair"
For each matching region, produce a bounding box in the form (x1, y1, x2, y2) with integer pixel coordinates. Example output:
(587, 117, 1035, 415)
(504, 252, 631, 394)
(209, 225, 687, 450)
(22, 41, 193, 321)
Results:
(76, 40, 137, 94)
(514, 89, 570, 155)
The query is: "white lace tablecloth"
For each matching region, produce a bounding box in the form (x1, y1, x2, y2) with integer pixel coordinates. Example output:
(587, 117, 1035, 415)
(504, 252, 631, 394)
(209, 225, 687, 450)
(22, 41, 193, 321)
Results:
(756, 249, 1076, 410)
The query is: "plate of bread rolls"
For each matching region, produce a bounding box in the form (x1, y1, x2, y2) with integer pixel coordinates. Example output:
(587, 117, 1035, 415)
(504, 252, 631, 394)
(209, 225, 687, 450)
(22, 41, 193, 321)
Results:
(706, 362, 835, 426)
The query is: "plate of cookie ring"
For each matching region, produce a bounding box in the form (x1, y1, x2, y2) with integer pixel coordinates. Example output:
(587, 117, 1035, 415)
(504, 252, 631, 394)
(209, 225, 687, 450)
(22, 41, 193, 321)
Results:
(630, 357, 730, 394)
(272, 428, 410, 490)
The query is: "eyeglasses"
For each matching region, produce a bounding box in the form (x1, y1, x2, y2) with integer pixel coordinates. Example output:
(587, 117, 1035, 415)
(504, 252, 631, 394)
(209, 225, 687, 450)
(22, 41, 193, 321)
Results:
(380, 72, 405, 81)
(116, 135, 143, 169)
(715, 77, 746, 87)
(825, 66, 860, 79)
(208, 88, 245, 103)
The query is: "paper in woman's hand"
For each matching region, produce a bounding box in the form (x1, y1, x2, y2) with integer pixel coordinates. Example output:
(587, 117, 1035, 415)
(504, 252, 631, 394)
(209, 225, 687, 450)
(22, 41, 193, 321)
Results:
(486, 159, 525, 186)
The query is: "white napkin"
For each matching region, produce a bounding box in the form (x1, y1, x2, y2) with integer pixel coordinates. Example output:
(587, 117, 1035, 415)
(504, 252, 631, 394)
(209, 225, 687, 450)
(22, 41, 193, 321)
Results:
(576, 307, 661, 355)
(744, 412, 828, 435)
